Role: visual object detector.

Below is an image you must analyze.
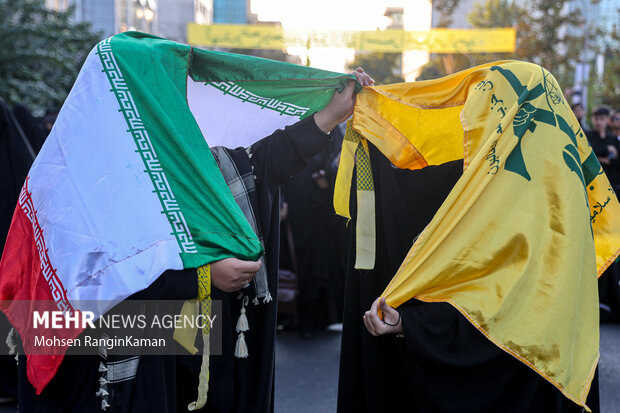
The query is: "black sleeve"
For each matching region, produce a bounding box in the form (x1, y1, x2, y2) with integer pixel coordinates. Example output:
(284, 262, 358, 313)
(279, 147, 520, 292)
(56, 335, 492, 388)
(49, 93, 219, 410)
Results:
(248, 115, 332, 191)
(126, 268, 198, 300)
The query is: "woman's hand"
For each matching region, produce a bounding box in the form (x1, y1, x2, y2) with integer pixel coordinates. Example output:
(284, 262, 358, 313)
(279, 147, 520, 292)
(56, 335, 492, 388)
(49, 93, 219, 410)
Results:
(351, 67, 374, 87)
(313, 67, 374, 134)
(363, 297, 403, 336)
(211, 257, 261, 292)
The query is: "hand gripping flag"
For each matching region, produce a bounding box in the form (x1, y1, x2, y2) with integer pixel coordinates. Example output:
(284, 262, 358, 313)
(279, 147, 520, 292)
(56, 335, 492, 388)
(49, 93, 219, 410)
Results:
(0, 32, 355, 393)
(334, 61, 620, 411)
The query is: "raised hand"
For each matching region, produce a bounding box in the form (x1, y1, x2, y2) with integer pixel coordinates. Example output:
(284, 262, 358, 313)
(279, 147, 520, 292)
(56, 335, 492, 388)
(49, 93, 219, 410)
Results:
(313, 67, 374, 134)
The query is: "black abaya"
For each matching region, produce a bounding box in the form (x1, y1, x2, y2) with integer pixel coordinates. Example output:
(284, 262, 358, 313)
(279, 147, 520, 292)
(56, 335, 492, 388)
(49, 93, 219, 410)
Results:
(337, 143, 599, 413)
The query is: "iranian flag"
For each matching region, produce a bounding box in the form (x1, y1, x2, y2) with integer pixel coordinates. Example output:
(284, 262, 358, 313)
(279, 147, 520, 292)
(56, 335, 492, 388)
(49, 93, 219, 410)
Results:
(0, 32, 354, 392)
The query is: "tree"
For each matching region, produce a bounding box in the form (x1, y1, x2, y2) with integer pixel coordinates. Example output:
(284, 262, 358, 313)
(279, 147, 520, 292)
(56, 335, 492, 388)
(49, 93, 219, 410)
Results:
(594, 27, 620, 109)
(466, 0, 592, 88)
(347, 52, 405, 85)
(418, 0, 466, 80)
(0, 0, 101, 115)
(469, 0, 523, 29)
(512, 0, 585, 87)
(467, 0, 526, 65)
(418, 0, 594, 85)
(433, 0, 463, 28)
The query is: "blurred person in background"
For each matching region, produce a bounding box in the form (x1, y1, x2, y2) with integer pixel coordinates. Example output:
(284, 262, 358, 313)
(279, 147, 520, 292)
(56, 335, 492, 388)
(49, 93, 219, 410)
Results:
(608, 109, 620, 139)
(585, 105, 618, 188)
(12, 104, 47, 155)
(571, 102, 586, 129)
(282, 124, 348, 339)
(608, 109, 620, 192)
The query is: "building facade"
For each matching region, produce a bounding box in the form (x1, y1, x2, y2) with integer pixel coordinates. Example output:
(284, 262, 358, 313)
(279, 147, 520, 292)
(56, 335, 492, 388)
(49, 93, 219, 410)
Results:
(213, 0, 248, 23)
(46, 0, 209, 43)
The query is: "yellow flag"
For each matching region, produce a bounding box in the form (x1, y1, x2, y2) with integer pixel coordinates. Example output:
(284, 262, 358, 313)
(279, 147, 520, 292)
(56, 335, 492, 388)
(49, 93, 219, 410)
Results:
(335, 61, 620, 411)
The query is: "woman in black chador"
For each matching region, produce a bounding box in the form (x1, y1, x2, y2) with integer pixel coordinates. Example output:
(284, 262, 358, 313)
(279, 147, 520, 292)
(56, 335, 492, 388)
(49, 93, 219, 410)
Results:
(337, 144, 600, 413)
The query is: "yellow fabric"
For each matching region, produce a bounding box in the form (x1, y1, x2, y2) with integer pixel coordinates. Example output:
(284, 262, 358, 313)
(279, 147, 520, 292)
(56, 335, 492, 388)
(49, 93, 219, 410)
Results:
(173, 264, 212, 352)
(334, 119, 360, 221)
(335, 61, 620, 411)
(173, 300, 201, 355)
(172, 264, 212, 411)
(334, 120, 376, 269)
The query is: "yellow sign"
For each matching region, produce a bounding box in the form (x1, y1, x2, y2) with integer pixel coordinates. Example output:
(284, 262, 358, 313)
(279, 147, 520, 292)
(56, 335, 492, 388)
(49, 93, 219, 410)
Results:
(187, 23, 516, 54)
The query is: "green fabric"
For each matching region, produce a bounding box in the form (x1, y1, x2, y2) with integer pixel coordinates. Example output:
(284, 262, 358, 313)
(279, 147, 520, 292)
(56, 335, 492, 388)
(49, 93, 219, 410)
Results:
(189, 47, 359, 120)
(110, 32, 263, 267)
(106, 32, 356, 269)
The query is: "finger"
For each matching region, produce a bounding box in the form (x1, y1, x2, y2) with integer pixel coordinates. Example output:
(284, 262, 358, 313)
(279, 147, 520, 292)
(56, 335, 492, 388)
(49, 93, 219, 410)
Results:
(367, 313, 385, 336)
(243, 272, 258, 281)
(363, 312, 377, 336)
(351, 71, 364, 84)
(351, 68, 373, 86)
(352, 71, 370, 87)
(367, 298, 383, 326)
(379, 298, 397, 317)
(379, 298, 399, 325)
(238, 259, 262, 273)
(342, 78, 356, 95)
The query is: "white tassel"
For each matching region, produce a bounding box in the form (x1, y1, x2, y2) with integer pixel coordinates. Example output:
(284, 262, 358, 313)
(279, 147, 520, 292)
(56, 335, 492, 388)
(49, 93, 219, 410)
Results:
(96, 388, 109, 397)
(235, 307, 249, 332)
(252, 297, 259, 306)
(98, 362, 108, 373)
(101, 399, 110, 411)
(98, 377, 109, 386)
(262, 292, 273, 304)
(234, 332, 249, 358)
(6, 327, 17, 355)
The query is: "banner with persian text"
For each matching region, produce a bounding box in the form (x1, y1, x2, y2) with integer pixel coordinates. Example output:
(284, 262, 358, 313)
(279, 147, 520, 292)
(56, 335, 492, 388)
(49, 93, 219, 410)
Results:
(187, 23, 516, 53)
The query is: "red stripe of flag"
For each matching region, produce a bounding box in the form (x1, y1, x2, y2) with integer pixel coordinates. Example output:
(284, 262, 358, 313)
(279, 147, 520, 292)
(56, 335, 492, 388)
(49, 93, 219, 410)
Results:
(0, 178, 81, 393)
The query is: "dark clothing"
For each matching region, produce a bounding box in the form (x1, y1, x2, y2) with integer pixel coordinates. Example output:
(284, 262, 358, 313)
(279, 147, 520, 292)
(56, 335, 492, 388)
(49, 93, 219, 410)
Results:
(17, 268, 197, 413)
(585, 129, 619, 187)
(284, 127, 347, 329)
(16, 116, 330, 413)
(337, 144, 599, 413)
(12, 104, 46, 155)
(0, 99, 34, 401)
(0, 99, 35, 253)
(188, 115, 331, 413)
(585, 130, 620, 322)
